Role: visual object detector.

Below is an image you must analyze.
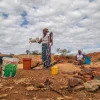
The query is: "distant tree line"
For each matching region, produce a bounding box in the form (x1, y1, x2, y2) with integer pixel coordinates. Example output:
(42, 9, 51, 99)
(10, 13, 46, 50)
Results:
(56, 48, 70, 56)
(26, 50, 41, 55)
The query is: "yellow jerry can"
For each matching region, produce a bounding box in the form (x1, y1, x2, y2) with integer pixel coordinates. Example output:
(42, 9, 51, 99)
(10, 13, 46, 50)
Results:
(51, 66, 58, 75)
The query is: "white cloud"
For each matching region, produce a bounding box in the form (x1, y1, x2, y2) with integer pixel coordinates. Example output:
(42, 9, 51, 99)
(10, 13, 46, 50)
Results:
(0, 0, 100, 54)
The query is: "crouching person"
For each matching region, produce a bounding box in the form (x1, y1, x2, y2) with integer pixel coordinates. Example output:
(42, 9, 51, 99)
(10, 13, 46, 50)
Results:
(74, 50, 85, 66)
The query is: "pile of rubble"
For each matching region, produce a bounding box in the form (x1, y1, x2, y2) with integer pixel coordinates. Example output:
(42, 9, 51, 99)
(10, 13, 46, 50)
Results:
(68, 67, 100, 92)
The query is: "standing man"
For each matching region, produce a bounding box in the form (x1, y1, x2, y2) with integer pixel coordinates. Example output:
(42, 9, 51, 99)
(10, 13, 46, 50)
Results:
(30, 28, 53, 68)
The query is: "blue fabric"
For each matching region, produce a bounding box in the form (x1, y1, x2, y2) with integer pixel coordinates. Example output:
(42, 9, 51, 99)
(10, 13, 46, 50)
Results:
(42, 43, 51, 68)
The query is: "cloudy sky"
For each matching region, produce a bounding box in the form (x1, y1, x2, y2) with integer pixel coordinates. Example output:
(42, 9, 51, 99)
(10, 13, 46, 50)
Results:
(0, 0, 100, 54)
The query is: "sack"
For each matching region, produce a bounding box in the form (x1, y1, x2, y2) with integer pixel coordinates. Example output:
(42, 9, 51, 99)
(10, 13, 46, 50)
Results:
(2, 57, 19, 78)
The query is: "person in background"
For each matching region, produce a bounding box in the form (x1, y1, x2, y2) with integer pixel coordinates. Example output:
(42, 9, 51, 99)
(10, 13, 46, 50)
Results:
(38, 28, 53, 68)
(74, 50, 85, 66)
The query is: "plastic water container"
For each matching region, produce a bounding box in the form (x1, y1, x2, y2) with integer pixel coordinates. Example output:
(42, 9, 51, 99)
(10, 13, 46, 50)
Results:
(2, 57, 19, 78)
(85, 56, 91, 64)
(51, 66, 58, 75)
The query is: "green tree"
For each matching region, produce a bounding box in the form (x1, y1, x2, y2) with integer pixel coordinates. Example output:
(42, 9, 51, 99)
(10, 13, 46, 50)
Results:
(26, 50, 30, 55)
(56, 48, 70, 56)
(32, 50, 39, 55)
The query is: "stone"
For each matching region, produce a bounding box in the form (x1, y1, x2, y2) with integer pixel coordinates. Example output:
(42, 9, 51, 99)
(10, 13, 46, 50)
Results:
(44, 79, 52, 85)
(0, 84, 3, 88)
(26, 86, 38, 91)
(36, 83, 45, 88)
(73, 85, 85, 91)
(14, 78, 26, 84)
(94, 71, 100, 76)
(57, 97, 65, 100)
(13, 91, 19, 94)
(94, 76, 100, 80)
(84, 79, 100, 92)
(73, 75, 86, 82)
(85, 77, 92, 81)
(2, 86, 13, 90)
(0, 94, 8, 98)
(83, 75, 93, 78)
(78, 70, 92, 76)
(68, 78, 83, 87)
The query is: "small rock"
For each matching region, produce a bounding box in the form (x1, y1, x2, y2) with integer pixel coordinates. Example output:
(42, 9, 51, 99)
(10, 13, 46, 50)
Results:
(85, 77, 92, 81)
(84, 74, 93, 78)
(0, 94, 8, 98)
(60, 86, 68, 90)
(2, 86, 13, 90)
(13, 91, 19, 94)
(94, 76, 100, 80)
(33, 97, 37, 100)
(73, 85, 85, 91)
(14, 78, 26, 84)
(57, 97, 64, 100)
(84, 79, 100, 92)
(73, 75, 86, 82)
(44, 79, 52, 85)
(26, 86, 37, 91)
(68, 78, 82, 87)
(88, 98, 92, 100)
(0, 84, 3, 88)
(40, 88, 48, 91)
(36, 83, 44, 88)
(78, 70, 92, 76)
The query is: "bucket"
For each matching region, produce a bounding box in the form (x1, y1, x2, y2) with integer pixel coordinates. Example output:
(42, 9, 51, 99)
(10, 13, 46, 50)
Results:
(51, 66, 58, 75)
(23, 58, 32, 70)
(2, 57, 19, 78)
(85, 56, 91, 64)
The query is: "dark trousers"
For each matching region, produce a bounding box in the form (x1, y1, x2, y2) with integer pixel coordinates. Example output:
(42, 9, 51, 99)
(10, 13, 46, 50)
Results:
(42, 43, 51, 68)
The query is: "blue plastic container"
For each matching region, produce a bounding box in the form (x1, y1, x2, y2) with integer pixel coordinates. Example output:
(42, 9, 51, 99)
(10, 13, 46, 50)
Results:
(85, 56, 91, 64)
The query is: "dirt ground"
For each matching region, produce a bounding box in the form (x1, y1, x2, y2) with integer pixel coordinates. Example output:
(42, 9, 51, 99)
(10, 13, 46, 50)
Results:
(0, 53, 100, 100)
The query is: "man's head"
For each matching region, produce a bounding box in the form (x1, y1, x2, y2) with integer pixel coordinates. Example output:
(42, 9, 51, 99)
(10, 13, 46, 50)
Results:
(78, 50, 82, 55)
(43, 28, 49, 35)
